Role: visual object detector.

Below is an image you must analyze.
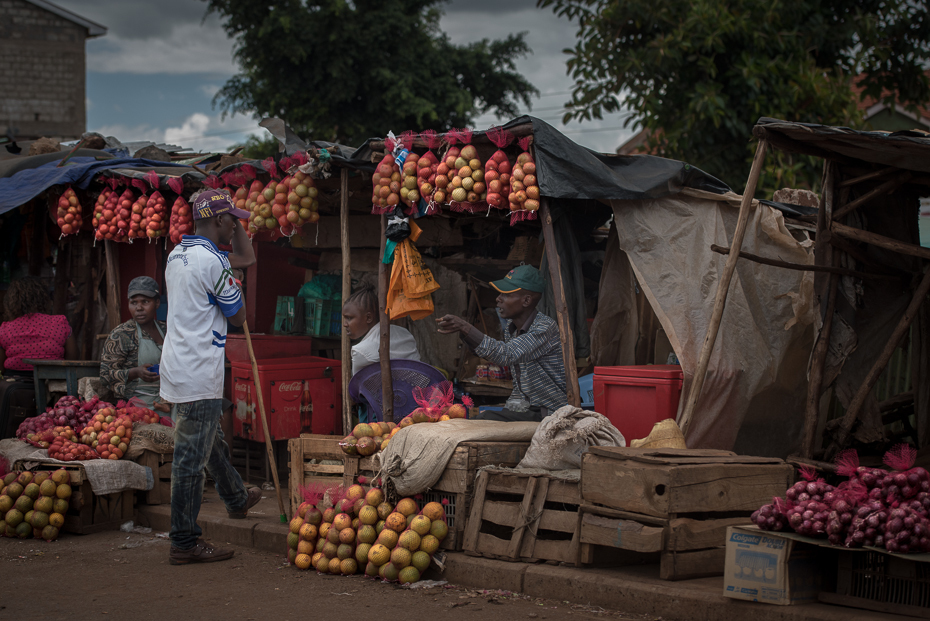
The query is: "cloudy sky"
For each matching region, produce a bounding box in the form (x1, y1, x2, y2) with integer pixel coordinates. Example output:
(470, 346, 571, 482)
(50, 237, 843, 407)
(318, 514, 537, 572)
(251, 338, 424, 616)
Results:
(51, 0, 636, 154)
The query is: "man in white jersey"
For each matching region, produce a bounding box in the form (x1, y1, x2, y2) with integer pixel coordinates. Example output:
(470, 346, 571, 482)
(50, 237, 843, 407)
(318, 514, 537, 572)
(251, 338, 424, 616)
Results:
(160, 190, 259, 565)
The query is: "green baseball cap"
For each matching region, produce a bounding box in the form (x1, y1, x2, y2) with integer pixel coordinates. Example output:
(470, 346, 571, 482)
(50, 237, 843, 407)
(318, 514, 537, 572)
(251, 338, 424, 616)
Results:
(490, 265, 545, 294)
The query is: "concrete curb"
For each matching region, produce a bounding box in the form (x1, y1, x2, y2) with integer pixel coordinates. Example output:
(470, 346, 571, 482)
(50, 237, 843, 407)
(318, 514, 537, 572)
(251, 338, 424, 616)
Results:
(136, 493, 900, 621)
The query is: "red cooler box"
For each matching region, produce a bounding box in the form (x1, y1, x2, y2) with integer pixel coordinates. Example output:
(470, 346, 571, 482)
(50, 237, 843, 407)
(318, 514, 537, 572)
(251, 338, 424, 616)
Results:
(231, 356, 341, 442)
(593, 365, 683, 443)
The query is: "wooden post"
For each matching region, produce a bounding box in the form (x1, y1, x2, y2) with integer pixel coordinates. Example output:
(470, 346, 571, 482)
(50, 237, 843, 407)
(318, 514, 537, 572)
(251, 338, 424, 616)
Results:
(104, 240, 121, 330)
(540, 197, 580, 408)
(29, 200, 45, 277)
(831, 171, 911, 221)
(830, 266, 930, 456)
(679, 139, 768, 436)
(378, 214, 394, 422)
(802, 161, 838, 458)
(831, 221, 930, 262)
(340, 168, 352, 435)
(53, 236, 70, 315)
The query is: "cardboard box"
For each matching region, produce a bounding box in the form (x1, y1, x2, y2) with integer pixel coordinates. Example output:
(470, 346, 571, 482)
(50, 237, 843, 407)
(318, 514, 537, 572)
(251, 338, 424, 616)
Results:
(723, 526, 823, 605)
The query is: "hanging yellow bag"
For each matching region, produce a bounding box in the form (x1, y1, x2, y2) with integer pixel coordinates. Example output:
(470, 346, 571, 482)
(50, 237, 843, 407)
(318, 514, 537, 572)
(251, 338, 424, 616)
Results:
(386, 233, 439, 320)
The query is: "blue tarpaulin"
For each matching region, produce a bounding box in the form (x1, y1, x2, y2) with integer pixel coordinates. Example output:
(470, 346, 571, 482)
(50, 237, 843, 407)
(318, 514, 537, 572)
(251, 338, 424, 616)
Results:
(0, 156, 190, 215)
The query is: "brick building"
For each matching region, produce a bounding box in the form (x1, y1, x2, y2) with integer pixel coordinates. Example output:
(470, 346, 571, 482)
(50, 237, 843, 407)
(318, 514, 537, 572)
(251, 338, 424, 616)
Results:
(0, 0, 105, 141)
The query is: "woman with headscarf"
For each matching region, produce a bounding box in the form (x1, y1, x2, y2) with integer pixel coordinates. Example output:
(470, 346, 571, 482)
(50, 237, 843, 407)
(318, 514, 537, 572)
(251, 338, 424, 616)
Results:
(100, 276, 170, 411)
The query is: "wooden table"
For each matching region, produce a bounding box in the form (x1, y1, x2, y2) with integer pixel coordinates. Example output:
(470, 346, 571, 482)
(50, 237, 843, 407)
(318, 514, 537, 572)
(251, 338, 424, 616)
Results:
(23, 359, 101, 409)
(461, 378, 513, 397)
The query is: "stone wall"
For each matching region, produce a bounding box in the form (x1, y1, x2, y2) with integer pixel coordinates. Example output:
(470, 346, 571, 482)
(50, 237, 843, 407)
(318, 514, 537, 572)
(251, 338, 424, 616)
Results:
(0, 0, 88, 139)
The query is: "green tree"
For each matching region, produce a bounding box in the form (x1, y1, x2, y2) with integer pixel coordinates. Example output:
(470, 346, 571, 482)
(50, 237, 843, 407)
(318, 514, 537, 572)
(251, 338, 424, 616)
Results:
(205, 0, 538, 146)
(229, 133, 279, 160)
(539, 0, 930, 193)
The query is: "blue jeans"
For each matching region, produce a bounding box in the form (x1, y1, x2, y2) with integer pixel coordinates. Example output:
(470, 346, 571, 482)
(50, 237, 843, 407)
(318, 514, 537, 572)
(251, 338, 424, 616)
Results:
(170, 399, 248, 550)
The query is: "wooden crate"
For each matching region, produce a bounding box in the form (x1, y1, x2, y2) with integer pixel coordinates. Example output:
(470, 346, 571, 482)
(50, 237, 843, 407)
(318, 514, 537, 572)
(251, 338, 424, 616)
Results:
(339, 441, 529, 552)
(13, 463, 135, 534)
(463, 469, 592, 565)
(287, 434, 350, 514)
(581, 447, 792, 518)
(134, 450, 172, 505)
(577, 503, 750, 580)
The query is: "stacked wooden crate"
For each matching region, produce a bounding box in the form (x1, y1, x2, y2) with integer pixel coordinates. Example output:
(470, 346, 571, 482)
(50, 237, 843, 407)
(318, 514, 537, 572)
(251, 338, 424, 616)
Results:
(13, 463, 135, 534)
(463, 468, 590, 564)
(287, 434, 354, 514)
(579, 447, 792, 580)
(135, 449, 172, 505)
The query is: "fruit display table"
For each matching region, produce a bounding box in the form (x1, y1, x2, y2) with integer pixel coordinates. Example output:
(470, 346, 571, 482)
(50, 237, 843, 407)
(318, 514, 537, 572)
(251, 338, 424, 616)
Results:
(23, 359, 101, 411)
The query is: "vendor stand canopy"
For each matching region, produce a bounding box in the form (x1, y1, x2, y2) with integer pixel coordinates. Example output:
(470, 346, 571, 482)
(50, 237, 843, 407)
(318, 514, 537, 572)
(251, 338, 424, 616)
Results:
(364, 116, 818, 457)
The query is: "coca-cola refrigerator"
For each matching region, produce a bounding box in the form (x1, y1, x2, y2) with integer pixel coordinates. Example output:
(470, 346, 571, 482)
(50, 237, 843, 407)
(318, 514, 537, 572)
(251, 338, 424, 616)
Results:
(231, 356, 341, 442)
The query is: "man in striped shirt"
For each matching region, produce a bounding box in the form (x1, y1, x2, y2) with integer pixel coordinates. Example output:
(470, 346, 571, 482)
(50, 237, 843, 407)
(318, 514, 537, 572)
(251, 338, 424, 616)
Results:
(437, 265, 567, 421)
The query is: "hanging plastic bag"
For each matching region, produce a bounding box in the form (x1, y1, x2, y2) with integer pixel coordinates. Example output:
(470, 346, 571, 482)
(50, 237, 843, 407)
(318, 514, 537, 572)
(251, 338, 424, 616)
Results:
(55, 186, 83, 237)
(484, 126, 514, 209)
(420, 130, 442, 214)
(386, 235, 438, 321)
(385, 206, 411, 242)
(372, 134, 404, 215)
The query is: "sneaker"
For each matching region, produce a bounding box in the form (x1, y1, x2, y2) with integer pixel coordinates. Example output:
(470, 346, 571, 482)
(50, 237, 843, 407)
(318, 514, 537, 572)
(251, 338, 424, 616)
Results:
(227, 487, 263, 519)
(169, 539, 234, 565)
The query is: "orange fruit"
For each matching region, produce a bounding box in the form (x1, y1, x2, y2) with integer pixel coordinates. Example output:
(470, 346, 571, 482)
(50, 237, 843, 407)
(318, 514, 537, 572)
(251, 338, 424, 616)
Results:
(385, 512, 407, 533)
(377, 528, 399, 549)
(419, 534, 440, 554)
(398, 530, 421, 552)
(295, 553, 312, 569)
(359, 505, 378, 525)
(396, 498, 418, 517)
(430, 520, 449, 542)
(368, 543, 391, 566)
(332, 512, 352, 531)
(421, 502, 445, 522)
(410, 515, 431, 536)
(391, 546, 411, 569)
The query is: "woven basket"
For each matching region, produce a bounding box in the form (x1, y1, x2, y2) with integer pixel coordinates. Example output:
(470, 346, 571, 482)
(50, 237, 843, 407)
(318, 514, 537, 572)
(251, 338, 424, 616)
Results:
(630, 418, 687, 449)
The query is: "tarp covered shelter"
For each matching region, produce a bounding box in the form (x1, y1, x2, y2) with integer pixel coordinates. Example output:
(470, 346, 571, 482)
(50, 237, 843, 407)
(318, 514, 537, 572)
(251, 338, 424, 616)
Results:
(750, 118, 930, 458)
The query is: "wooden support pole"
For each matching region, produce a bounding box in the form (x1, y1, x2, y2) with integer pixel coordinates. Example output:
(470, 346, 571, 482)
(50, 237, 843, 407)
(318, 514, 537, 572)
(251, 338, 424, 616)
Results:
(838, 166, 900, 188)
(829, 266, 930, 456)
(540, 197, 580, 408)
(832, 171, 911, 221)
(803, 161, 838, 459)
(832, 221, 930, 262)
(679, 139, 768, 436)
(29, 200, 45, 276)
(104, 240, 121, 330)
(378, 214, 394, 422)
(53, 236, 70, 315)
(340, 168, 352, 435)
(708, 245, 882, 280)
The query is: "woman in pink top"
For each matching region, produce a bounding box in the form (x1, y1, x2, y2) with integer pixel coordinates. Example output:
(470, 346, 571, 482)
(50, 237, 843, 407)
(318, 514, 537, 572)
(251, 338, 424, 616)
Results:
(0, 277, 77, 377)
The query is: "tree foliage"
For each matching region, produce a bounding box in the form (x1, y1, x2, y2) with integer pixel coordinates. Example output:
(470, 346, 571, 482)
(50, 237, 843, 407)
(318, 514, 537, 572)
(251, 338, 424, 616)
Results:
(229, 133, 279, 160)
(204, 0, 538, 146)
(539, 0, 930, 192)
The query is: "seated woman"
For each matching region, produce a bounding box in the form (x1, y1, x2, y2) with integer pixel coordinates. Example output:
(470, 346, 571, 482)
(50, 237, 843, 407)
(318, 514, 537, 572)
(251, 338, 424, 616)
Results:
(100, 276, 169, 411)
(342, 285, 420, 377)
(0, 277, 77, 378)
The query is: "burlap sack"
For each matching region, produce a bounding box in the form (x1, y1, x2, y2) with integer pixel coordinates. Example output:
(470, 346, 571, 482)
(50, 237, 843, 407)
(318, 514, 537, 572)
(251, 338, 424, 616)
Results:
(516, 405, 626, 470)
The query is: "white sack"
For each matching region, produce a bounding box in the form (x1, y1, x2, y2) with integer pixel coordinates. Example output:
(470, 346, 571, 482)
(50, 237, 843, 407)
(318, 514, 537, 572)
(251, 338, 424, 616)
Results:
(516, 405, 626, 470)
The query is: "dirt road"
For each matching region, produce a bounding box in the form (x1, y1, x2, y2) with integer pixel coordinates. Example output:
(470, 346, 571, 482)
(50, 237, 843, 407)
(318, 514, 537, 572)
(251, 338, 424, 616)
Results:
(0, 530, 662, 621)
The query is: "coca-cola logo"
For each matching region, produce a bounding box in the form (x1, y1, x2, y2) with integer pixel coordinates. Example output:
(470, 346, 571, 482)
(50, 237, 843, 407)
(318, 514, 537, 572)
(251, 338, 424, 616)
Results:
(277, 381, 303, 401)
(234, 383, 250, 393)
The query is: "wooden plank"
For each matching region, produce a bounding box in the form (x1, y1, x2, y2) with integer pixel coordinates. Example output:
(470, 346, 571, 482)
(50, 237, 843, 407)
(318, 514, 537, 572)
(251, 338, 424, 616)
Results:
(832, 170, 912, 221)
(476, 531, 512, 557)
(342, 456, 359, 488)
(538, 508, 579, 534)
(481, 499, 520, 526)
(581, 454, 791, 517)
(518, 478, 550, 558)
(666, 517, 751, 551)
(818, 591, 930, 620)
(443, 448, 470, 471)
(303, 464, 345, 474)
(463, 470, 489, 553)
(680, 139, 767, 435)
(659, 547, 726, 581)
(463, 442, 530, 468)
(586, 446, 780, 464)
(539, 197, 580, 408)
(580, 512, 665, 552)
(509, 476, 541, 558)
(432, 467, 470, 495)
(291, 435, 345, 460)
(530, 538, 576, 564)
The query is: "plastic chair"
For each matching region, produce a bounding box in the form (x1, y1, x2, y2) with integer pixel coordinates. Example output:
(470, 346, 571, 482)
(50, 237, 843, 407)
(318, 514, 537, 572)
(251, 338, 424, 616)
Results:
(348, 360, 447, 423)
